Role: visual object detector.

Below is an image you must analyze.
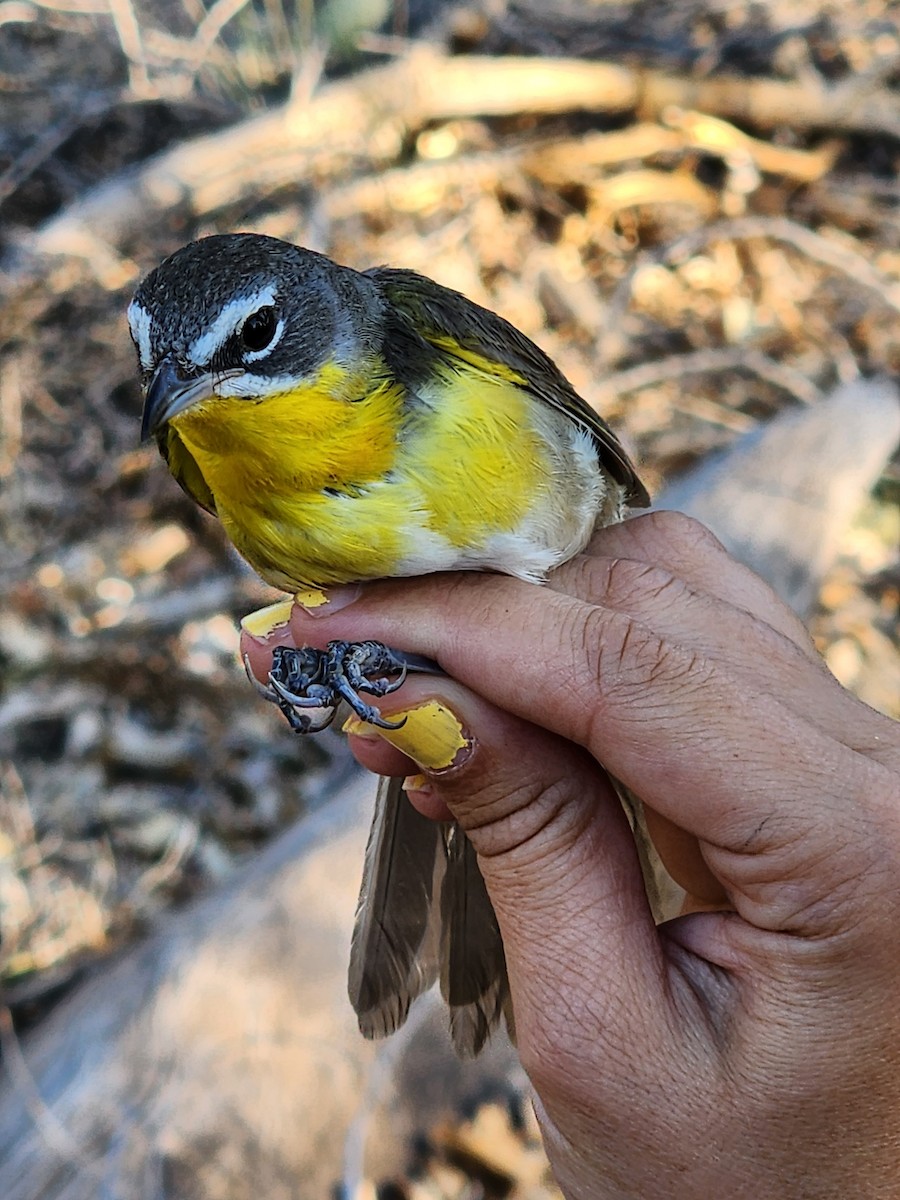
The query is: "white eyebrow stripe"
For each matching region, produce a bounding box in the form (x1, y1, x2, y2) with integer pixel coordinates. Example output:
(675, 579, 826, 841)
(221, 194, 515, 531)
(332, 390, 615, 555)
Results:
(188, 285, 278, 365)
(127, 300, 154, 372)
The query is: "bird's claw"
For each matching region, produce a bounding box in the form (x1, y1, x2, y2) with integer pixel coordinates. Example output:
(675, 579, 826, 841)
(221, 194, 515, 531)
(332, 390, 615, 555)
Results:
(244, 641, 410, 734)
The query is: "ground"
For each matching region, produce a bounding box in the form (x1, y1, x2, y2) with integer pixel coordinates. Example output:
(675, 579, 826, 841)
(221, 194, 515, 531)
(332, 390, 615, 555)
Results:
(0, 0, 898, 1193)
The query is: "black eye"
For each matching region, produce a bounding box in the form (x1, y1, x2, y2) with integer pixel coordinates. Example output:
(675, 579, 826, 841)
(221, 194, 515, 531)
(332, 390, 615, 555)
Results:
(240, 306, 278, 353)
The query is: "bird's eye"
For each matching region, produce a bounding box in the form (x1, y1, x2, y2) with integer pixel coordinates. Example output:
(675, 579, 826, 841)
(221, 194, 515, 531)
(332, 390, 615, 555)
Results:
(240, 306, 278, 354)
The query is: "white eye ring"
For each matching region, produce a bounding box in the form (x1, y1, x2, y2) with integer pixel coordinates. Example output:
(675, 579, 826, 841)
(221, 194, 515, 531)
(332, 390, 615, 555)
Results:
(242, 314, 285, 362)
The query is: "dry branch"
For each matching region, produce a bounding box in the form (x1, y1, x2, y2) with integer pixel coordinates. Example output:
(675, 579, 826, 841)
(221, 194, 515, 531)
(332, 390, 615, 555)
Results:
(596, 347, 824, 410)
(600, 214, 900, 365)
(11, 47, 899, 279)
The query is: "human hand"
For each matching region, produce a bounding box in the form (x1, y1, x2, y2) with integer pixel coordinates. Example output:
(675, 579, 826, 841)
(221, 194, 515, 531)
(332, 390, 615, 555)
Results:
(242, 512, 900, 1199)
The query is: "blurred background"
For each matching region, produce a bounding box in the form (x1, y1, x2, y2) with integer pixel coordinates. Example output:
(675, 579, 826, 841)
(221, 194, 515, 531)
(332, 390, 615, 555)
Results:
(1, 0, 898, 1195)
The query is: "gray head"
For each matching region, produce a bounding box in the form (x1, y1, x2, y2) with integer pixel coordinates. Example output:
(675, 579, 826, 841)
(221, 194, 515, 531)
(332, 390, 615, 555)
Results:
(129, 234, 383, 439)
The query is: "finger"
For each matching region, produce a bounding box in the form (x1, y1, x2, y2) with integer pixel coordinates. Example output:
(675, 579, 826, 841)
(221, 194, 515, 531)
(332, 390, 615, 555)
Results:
(578, 516, 897, 766)
(344, 677, 715, 901)
(548, 551, 898, 762)
(341, 674, 674, 1065)
(569, 514, 899, 768)
(342, 729, 418, 780)
(240, 603, 304, 682)
(575, 511, 815, 650)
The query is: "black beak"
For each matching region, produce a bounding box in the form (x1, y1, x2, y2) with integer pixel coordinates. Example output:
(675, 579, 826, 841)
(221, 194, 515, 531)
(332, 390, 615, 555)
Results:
(141, 358, 215, 442)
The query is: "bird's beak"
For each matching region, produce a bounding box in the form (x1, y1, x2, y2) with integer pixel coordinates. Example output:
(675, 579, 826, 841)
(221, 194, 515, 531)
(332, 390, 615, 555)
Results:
(140, 358, 216, 442)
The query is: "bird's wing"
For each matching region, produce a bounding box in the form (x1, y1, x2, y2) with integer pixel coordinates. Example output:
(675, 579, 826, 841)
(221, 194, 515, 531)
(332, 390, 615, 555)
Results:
(158, 427, 217, 515)
(369, 267, 650, 508)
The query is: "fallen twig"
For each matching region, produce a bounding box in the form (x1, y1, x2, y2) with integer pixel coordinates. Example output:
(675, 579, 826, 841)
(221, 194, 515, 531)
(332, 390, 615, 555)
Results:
(601, 214, 900, 364)
(8, 48, 898, 283)
(596, 347, 824, 411)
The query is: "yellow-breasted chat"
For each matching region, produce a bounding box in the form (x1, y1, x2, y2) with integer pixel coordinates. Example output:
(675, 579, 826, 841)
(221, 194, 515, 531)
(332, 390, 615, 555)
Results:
(130, 232, 649, 1055)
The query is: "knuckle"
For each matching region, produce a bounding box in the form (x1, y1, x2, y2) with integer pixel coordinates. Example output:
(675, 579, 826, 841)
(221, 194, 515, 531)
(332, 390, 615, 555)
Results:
(619, 508, 729, 559)
(576, 605, 657, 688)
(639, 509, 725, 555)
(579, 555, 689, 612)
(561, 603, 711, 743)
(448, 772, 584, 864)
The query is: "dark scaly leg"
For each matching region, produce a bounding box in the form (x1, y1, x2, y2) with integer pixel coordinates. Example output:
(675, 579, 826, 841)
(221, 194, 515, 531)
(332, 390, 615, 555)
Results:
(244, 640, 440, 732)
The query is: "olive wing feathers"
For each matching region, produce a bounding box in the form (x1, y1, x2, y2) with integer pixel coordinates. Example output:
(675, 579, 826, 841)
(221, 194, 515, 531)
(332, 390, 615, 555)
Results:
(159, 427, 218, 515)
(368, 267, 650, 508)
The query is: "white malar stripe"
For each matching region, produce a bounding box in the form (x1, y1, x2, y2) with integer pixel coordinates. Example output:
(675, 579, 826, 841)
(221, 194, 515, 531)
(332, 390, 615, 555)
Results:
(188, 285, 278, 366)
(214, 371, 300, 398)
(127, 301, 154, 372)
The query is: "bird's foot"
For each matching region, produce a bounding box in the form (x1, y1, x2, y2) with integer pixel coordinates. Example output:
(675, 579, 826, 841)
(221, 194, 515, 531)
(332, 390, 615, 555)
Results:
(243, 640, 410, 733)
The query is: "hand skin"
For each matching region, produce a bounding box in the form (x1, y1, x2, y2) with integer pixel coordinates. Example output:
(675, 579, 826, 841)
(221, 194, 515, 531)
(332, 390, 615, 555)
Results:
(242, 512, 900, 1199)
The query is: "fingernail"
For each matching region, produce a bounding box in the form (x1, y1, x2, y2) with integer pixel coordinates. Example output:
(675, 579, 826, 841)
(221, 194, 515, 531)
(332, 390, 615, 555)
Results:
(405, 777, 441, 806)
(342, 716, 383, 742)
(240, 599, 295, 641)
(402, 772, 430, 793)
(343, 700, 471, 771)
(294, 584, 361, 616)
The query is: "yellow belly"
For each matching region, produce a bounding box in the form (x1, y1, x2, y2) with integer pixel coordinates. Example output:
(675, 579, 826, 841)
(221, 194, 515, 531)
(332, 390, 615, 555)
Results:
(167, 358, 603, 591)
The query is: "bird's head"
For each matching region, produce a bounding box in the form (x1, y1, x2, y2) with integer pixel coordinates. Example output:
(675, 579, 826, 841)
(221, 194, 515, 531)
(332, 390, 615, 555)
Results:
(129, 233, 383, 441)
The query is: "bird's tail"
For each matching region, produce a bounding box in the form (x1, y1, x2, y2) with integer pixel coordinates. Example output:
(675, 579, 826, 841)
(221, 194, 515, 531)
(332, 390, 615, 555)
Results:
(349, 775, 509, 1057)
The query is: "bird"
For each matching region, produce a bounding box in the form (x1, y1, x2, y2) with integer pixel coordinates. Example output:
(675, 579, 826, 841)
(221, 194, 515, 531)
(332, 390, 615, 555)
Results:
(129, 232, 650, 1056)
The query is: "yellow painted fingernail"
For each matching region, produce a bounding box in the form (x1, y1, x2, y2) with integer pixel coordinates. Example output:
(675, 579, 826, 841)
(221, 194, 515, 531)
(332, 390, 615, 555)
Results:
(240, 599, 294, 639)
(294, 586, 329, 609)
(342, 716, 383, 741)
(294, 584, 361, 615)
(342, 700, 470, 770)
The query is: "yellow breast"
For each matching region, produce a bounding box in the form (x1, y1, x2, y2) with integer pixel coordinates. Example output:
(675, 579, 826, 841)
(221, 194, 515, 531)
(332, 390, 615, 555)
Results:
(167, 356, 603, 591)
